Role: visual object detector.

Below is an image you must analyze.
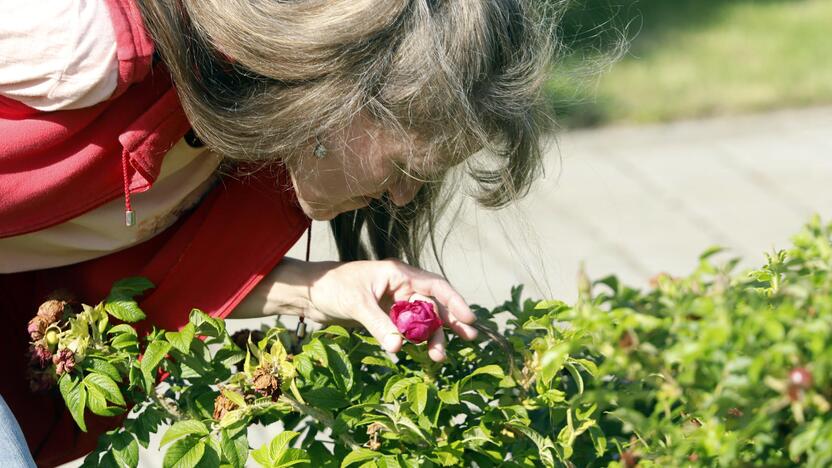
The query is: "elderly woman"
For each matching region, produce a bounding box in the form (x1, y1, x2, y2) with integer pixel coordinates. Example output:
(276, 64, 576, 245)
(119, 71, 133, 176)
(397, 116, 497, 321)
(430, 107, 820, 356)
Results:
(0, 0, 550, 464)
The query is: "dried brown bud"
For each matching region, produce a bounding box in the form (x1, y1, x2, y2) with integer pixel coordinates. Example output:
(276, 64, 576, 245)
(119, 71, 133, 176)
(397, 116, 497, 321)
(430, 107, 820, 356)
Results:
(366, 422, 385, 436)
(621, 450, 639, 468)
(52, 348, 76, 376)
(789, 367, 813, 390)
(37, 299, 66, 325)
(648, 272, 671, 289)
(618, 330, 638, 351)
(212, 393, 239, 420)
(252, 366, 282, 401)
(27, 316, 48, 341)
(31, 344, 53, 368)
(727, 407, 743, 418)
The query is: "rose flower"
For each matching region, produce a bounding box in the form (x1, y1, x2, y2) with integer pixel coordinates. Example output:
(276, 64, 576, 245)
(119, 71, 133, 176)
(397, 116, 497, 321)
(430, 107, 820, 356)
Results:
(388, 300, 442, 344)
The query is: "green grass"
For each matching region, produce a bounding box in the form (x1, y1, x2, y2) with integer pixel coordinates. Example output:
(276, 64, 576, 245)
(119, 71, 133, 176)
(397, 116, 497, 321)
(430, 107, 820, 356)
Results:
(548, 0, 832, 127)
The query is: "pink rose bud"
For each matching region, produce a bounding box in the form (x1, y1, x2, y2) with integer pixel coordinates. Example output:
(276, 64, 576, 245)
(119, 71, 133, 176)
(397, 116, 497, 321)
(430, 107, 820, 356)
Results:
(389, 300, 442, 344)
(32, 344, 53, 368)
(52, 348, 76, 376)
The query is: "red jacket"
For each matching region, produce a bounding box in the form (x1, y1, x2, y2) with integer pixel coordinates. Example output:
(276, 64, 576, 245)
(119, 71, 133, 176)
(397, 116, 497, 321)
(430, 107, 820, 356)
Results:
(0, 1, 309, 465)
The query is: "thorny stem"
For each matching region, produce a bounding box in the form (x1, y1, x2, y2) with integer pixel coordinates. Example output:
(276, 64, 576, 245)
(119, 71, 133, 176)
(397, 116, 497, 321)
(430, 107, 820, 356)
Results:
(150, 389, 185, 421)
(281, 394, 362, 451)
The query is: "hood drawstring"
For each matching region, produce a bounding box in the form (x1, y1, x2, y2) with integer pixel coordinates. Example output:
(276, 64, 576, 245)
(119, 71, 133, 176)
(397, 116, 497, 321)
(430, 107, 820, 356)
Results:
(291, 225, 313, 354)
(121, 148, 136, 227)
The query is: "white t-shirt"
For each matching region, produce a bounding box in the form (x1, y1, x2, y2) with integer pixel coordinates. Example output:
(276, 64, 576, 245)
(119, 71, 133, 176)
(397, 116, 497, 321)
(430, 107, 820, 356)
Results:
(0, 0, 220, 273)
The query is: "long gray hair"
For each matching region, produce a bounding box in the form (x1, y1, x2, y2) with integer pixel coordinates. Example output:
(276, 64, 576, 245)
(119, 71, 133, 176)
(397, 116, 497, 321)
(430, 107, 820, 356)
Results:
(137, 0, 555, 266)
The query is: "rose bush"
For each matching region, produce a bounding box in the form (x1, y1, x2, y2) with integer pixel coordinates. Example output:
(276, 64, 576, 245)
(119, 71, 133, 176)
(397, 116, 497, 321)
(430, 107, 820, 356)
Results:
(33, 216, 832, 466)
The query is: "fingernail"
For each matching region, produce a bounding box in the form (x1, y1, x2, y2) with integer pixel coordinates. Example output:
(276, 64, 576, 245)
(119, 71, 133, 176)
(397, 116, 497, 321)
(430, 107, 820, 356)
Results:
(463, 323, 478, 338)
(383, 333, 400, 353)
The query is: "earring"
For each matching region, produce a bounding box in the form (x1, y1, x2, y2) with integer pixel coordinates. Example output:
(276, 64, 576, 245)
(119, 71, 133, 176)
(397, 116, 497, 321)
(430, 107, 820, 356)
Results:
(313, 136, 327, 159)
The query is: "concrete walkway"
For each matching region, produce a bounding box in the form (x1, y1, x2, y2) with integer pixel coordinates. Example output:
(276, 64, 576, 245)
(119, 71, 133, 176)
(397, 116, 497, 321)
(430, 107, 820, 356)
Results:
(60, 106, 832, 467)
(300, 105, 832, 306)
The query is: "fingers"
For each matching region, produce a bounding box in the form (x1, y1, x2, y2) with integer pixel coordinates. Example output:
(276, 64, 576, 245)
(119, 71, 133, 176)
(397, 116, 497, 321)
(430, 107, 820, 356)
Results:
(409, 274, 476, 325)
(408, 293, 477, 342)
(437, 304, 478, 341)
(405, 276, 478, 341)
(427, 327, 446, 362)
(353, 298, 402, 354)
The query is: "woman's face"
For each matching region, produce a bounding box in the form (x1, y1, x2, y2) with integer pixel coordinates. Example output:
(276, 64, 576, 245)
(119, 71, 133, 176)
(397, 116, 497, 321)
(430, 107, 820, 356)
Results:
(288, 116, 433, 221)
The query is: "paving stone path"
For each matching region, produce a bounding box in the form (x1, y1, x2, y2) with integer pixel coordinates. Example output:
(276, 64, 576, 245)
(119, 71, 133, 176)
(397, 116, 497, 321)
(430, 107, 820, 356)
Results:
(299, 105, 832, 306)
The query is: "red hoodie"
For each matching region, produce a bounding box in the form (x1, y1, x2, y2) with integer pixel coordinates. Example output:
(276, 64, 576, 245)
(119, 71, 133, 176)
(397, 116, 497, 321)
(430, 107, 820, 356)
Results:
(0, 1, 309, 464)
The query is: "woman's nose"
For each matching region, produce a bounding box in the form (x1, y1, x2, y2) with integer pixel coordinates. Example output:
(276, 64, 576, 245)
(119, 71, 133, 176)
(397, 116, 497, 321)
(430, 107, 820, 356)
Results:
(388, 179, 422, 207)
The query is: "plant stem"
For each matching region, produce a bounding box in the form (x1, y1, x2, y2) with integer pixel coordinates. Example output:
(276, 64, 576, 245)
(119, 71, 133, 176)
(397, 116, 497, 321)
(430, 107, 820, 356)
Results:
(150, 389, 185, 421)
(281, 395, 362, 451)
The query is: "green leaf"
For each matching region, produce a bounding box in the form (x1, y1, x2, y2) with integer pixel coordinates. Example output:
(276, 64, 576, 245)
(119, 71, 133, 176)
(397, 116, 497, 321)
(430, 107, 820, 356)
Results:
(166, 323, 196, 354)
(699, 245, 725, 260)
(534, 300, 571, 313)
(111, 333, 139, 351)
(539, 345, 568, 386)
(104, 299, 147, 323)
(438, 383, 460, 405)
(564, 362, 584, 394)
(125, 405, 167, 448)
(267, 431, 299, 460)
(214, 347, 246, 368)
(506, 423, 555, 467)
(383, 376, 421, 402)
(573, 358, 599, 378)
(221, 388, 247, 409)
(85, 372, 126, 406)
(110, 432, 139, 468)
(189, 309, 225, 337)
(141, 339, 172, 391)
(161, 420, 210, 448)
(59, 374, 87, 432)
(407, 383, 429, 414)
(274, 450, 310, 468)
(360, 356, 395, 369)
(460, 365, 505, 389)
(293, 354, 314, 380)
(251, 431, 310, 467)
(98, 453, 121, 468)
(325, 343, 354, 392)
(789, 419, 821, 460)
(108, 324, 137, 336)
(163, 435, 206, 468)
(86, 359, 122, 382)
(588, 426, 607, 457)
(302, 339, 328, 366)
(303, 387, 350, 410)
(85, 383, 109, 417)
(318, 325, 350, 338)
(198, 444, 221, 468)
(103, 278, 152, 323)
(341, 449, 382, 467)
(221, 429, 249, 468)
(109, 277, 155, 297)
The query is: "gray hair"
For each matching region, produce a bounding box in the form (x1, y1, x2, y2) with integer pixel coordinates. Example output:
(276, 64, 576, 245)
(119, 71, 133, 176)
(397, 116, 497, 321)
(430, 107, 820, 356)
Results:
(137, 0, 556, 266)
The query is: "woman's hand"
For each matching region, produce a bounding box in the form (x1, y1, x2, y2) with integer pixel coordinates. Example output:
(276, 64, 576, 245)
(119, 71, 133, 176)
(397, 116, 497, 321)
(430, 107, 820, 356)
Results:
(231, 258, 478, 362)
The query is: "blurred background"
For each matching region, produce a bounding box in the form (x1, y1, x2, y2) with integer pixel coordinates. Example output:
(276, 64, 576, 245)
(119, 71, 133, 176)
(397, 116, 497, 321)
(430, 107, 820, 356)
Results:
(549, 0, 832, 127)
(293, 0, 832, 307)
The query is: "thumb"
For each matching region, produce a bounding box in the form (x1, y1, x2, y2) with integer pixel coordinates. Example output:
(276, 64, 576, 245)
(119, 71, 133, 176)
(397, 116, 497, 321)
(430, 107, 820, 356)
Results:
(354, 298, 403, 354)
